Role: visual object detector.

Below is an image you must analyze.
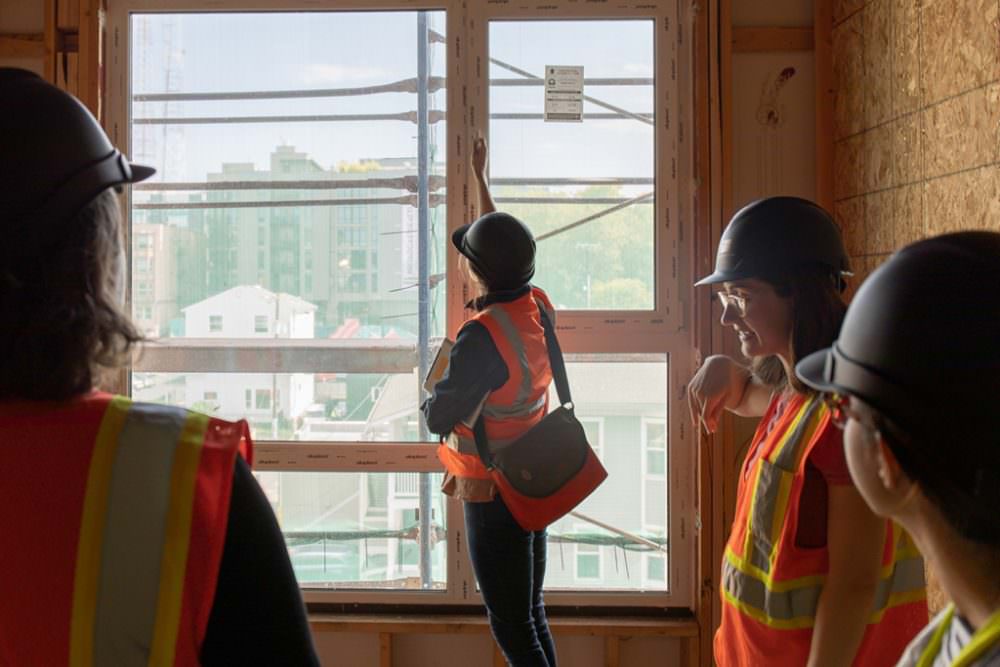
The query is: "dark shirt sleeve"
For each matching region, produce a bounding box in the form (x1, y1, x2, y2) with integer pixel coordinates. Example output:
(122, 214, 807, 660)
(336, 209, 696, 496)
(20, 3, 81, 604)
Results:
(201, 456, 320, 666)
(421, 321, 509, 437)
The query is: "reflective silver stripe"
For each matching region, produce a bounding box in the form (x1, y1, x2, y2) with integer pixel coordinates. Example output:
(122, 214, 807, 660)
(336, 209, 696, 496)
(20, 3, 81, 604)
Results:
(871, 555, 926, 610)
(723, 553, 926, 624)
(447, 432, 513, 456)
(481, 393, 546, 419)
(773, 398, 824, 471)
(747, 398, 825, 574)
(723, 559, 821, 622)
(485, 305, 537, 412)
(94, 403, 188, 666)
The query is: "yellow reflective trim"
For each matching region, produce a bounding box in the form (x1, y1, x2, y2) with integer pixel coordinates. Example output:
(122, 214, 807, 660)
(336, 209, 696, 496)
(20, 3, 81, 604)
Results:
(917, 605, 955, 667)
(721, 586, 817, 630)
(742, 461, 766, 567)
(767, 469, 795, 563)
(148, 411, 208, 666)
(725, 547, 827, 592)
(69, 396, 132, 667)
(766, 398, 812, 465)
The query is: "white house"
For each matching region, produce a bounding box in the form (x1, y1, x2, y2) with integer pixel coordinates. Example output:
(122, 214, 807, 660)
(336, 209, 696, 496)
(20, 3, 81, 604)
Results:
(182, 285, 318, 434)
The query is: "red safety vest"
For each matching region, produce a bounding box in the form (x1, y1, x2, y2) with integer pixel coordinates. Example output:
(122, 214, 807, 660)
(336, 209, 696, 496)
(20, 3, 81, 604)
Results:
(437, 288, 555, 481)
(716, 393, 928, 666)
(0, 392, 251, 666)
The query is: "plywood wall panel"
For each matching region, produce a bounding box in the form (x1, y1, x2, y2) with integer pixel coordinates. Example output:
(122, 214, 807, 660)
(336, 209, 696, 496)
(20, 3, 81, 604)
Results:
(892, 113, 922, 186)
(924, 166, 1000, 236)
(834, 132, 865, 199)
(833, 0, 865, 24)
(922, 86, 1000, 180)
(891, 0, 921, 117)
(919, 0, 1000, 106)
(894, 183, 925, 246)
(864, 189, 894, 253)
(835, 197, 866, 256)
(833, 13, 865, 138)
(862, 122, 893, 191)
(863, 0, 892, 128)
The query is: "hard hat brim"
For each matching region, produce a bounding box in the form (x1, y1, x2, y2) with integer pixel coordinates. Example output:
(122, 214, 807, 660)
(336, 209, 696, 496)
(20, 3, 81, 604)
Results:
(795, 348, 838, 394)
(129, 163, 156, 183)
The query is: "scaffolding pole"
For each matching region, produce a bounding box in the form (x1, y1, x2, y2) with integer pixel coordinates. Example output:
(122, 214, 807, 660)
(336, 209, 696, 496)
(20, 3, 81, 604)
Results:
(416, 11, 434, 591)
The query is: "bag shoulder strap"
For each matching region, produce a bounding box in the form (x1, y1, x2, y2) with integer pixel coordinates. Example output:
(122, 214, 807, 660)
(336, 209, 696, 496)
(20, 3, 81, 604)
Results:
(472, 300, 571, 469)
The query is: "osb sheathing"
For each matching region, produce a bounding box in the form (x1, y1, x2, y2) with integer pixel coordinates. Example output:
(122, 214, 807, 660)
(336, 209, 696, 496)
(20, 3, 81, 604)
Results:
(832, 0, 1000, 611)
(832, 0, 1000, 289)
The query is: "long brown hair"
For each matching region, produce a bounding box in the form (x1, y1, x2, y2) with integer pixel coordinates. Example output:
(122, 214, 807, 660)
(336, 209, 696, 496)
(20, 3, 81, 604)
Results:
(752, 264, 848, 394)
(0, 188, 142, 400)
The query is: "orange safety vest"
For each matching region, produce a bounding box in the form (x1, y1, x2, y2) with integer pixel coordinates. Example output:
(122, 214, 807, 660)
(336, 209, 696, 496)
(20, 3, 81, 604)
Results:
(437, 287, 555, 481)
(716, 393, 927, 666)
(0, 392, 251, 666)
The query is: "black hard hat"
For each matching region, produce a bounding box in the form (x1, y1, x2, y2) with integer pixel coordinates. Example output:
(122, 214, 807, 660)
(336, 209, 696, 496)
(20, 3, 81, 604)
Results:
(796, 231, 1000, 438)
(0, 68, 155, 231)
(452, 212, 535, 291)
(695, 196, 850, 287)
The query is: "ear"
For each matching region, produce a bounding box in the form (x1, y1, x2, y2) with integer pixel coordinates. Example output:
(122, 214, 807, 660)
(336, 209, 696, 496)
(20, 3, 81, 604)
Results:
(875, 436, 911, 493)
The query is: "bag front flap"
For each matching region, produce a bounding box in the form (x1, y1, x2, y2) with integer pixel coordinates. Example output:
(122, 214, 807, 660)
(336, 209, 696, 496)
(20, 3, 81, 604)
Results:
(491, 406, 593, 498)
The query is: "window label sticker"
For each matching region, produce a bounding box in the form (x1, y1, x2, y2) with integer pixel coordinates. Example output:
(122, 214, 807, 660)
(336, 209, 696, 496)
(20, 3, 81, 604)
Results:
(544, 65, 584, 122)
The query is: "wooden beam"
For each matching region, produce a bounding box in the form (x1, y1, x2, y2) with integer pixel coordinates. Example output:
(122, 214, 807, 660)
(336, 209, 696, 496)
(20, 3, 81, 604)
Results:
(378, 632, 391, 667)
(732, 26, 814, 52)
(493, 643, 505, 667)
(309, 614, 698, 638)
(77, 0, 102, 118)
(0, 34, 47, 59)
(43, 0, 57, 82)
(814, 0, 835, 210)
(604, 636, 620, 667)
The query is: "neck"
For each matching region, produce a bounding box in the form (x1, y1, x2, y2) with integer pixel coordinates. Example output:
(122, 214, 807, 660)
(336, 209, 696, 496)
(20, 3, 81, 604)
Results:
(902, 499, 1000, 629)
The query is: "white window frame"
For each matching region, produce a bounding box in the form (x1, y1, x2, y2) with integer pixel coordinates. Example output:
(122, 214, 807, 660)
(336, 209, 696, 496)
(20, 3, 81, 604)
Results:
(108, 0, 698, 610)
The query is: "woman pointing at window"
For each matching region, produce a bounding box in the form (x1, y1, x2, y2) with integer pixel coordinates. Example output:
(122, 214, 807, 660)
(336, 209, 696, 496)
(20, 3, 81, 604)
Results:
(687, 197, 927, 666)
(423, 137, 558, 667)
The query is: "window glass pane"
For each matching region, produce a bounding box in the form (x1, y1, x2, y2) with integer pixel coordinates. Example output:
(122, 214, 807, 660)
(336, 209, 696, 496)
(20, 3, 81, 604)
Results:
(254, 471, 446, 589)
(133, 371, 429, 441)
(129, 11, 447, 343)
(543, 355, 668, 592)
(489, 20, 654, 310)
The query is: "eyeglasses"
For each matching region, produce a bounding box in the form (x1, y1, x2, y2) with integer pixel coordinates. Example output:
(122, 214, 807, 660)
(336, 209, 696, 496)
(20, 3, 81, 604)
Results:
(716, 291, 748, 317)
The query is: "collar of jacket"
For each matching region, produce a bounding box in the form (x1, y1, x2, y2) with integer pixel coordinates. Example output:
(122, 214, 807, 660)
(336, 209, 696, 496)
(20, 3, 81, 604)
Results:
(465, 284, 532, 311)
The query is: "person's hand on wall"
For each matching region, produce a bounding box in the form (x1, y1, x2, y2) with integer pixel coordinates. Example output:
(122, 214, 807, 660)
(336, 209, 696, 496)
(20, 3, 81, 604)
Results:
(687, 355, 752, 434)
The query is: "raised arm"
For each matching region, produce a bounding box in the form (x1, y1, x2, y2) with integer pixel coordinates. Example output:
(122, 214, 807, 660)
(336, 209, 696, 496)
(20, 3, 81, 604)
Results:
(472, 136, 497, 215)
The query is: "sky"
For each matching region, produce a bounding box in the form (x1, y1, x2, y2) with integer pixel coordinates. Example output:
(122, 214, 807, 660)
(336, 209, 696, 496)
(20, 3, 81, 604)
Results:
(129, 12, 654, 186)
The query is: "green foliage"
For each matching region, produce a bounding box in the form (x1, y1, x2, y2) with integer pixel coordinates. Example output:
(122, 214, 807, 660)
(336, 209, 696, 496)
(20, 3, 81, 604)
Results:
(499, 184, 654, 310)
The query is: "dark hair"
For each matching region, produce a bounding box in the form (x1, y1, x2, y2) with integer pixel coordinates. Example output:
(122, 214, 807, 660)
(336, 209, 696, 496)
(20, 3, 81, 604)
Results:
(752, 264, 848, 394)
(0, 188, 142, 400)
(870, 409, 1000, 548)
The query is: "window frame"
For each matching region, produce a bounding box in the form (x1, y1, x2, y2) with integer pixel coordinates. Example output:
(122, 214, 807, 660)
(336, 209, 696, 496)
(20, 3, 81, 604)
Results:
(107, 0, 698, 610)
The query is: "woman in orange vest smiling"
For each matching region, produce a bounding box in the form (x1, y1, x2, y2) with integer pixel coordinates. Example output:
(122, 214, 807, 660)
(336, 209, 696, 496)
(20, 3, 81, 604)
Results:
(687, 197, 927, 666)
(0, 69, 318, 665)
(796, 232, 1000, 666)
(422, 136, 558, 667)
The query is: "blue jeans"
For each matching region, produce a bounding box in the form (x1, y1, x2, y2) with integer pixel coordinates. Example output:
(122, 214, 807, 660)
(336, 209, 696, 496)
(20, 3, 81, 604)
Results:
(464, 496, 558, 667)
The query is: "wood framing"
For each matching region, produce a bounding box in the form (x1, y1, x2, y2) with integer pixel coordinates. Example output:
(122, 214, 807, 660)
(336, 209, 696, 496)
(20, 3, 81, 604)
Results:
(0, 34, 47, 58)
(77, 0, 103, 118)
(814, 0, 835, 210)
(43, 0, 58, 81)
(732, 26, 814, 52)
(313, 614, 699, 665)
